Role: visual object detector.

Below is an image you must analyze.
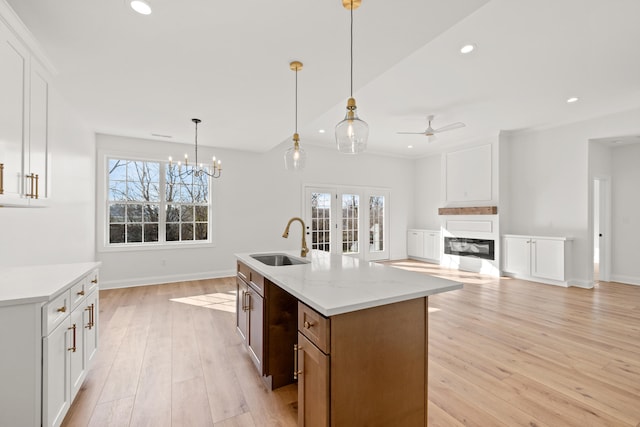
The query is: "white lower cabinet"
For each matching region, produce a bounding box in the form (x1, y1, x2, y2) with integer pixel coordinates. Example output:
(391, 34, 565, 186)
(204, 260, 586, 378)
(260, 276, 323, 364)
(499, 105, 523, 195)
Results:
(0, 264, 99, 427)
(407, 229, 441, 263)
(502, 235, 571, 285)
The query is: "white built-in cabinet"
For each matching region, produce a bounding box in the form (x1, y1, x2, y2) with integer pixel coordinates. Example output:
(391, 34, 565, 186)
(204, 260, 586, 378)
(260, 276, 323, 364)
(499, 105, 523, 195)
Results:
(407, 229, 441, 263)
(0, 264, 99, 427)
(502, 235, 572, 285)
(0, 13, 49, 206)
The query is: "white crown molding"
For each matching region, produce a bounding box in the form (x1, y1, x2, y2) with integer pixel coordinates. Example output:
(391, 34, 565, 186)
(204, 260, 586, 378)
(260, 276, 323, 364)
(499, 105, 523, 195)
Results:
(0, 0, 57, 75)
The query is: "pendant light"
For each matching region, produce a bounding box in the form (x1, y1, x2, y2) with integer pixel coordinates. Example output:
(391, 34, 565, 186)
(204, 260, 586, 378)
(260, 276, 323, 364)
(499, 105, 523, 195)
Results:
(284, 61, 307, 170)
(335, 0, 368, 154)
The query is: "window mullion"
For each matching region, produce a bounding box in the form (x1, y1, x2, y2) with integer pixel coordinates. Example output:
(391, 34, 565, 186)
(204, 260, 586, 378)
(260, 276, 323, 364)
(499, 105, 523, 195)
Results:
(159, 161, 167, 243)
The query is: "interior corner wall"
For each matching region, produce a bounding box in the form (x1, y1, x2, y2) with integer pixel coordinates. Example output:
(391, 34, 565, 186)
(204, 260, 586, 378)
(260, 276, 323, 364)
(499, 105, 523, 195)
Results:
(95, 136, 415, 288)
(505, 107, 640, 286)
(0, 88, 96, 267)
(413, 154, 441, 229)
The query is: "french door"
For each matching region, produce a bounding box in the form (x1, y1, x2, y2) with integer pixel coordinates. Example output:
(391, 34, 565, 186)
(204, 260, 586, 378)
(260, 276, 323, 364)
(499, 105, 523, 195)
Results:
(304, 186, 389, 261)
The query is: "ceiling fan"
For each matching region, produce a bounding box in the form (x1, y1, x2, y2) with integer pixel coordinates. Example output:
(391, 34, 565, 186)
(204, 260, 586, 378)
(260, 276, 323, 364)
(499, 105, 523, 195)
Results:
(397, 115, 465, 139)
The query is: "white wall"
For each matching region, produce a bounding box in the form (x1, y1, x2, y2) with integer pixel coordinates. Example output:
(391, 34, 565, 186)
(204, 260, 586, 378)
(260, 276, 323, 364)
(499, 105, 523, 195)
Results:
(0, 88, 96, 267)
(611, 143, 640, 285)
(96, 135, 415, 288)
(505, 107, 640, 286)
(413, 154, 440, 229)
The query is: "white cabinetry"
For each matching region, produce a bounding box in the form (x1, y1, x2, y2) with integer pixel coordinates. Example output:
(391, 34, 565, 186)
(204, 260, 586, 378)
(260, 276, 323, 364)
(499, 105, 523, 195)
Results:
(0, 11, 50, 206)
(0, 264, 99, 427)
(502, 235, 572, 286)
(407, 229, 441, 263)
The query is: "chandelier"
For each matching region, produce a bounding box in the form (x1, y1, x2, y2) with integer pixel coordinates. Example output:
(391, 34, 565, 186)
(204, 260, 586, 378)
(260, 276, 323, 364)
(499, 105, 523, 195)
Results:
(168, 118, 222, 178)
(284, 61, 306, 170)
(335, 0, 368, 154)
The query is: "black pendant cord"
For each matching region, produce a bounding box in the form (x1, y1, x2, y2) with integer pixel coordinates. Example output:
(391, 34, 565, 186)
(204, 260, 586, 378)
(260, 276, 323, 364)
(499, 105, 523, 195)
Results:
(194, 120, 199, 165)
(350, 0, 354, 98)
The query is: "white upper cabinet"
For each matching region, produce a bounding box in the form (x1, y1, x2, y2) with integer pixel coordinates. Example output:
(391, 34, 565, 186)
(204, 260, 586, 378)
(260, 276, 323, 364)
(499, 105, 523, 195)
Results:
(0, 21, 28, 205)
(0, 16, 50, 206)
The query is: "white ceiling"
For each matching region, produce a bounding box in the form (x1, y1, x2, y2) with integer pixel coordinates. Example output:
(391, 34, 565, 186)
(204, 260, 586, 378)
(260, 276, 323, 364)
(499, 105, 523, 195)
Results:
(7, 0, 640, 158)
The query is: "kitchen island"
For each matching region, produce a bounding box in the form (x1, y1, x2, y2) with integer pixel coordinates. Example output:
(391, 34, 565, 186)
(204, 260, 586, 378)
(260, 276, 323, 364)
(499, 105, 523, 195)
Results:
(235, 250, 462, 427)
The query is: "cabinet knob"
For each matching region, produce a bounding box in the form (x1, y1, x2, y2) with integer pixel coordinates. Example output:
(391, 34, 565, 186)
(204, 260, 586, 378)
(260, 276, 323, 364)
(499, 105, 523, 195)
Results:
(91, 278, 98, 284)
(303, 320, 313, 329)
(57, 306, 66, 313)
(77, 290, 85, 296)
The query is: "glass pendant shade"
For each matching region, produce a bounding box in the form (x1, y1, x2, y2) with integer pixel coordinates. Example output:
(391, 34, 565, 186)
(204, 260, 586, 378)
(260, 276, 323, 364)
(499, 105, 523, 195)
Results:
(335, 98, 368, 154)
(284, 136, 306, 170)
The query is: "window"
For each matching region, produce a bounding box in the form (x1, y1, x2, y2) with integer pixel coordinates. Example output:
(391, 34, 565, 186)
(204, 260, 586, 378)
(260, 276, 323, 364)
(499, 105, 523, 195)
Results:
(106, 158, 211, 247)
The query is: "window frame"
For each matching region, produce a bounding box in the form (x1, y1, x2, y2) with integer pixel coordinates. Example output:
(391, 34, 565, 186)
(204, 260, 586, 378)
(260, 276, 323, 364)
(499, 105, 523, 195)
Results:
(97, 149, 216, 252)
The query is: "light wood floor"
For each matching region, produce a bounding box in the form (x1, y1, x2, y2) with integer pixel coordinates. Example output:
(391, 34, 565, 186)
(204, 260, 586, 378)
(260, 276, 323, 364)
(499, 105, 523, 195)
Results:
(62, 262, 640, 427)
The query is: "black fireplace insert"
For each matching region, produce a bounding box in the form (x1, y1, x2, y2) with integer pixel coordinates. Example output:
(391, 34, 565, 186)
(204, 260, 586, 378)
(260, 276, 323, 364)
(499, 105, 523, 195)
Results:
(444, 237, 495, 260)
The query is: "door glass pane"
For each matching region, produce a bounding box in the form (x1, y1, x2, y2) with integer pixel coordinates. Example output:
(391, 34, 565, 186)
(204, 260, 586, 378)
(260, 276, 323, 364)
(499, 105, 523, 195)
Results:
(369, 195, 385, 252)
(342, 194, 359, 253)
(311, 192, 331, 252)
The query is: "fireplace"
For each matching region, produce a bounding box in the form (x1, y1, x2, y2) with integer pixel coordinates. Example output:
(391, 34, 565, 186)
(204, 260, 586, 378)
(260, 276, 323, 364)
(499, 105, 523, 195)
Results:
(444, 237, 495, 260)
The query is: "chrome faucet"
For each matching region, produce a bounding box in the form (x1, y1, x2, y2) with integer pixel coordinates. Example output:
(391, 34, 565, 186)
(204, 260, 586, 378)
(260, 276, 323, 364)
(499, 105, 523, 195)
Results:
(282, 217, 309, 258)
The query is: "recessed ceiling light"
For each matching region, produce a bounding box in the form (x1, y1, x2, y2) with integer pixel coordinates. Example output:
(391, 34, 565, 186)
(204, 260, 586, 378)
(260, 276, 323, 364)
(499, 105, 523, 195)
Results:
(460, 44, 476, 54)
(408, 145, 413, 149)
(566, 97, 579, 103)
(130, 0, 152, 15)
(318, 129, 326, 134)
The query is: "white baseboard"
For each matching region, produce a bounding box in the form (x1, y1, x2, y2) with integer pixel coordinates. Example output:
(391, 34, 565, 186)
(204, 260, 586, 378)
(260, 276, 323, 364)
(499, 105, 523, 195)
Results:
(610, 274, 640, 286)
(99, 269, 236, 290)
(501, 272, 569, 287)
(568, 279, 595, 289)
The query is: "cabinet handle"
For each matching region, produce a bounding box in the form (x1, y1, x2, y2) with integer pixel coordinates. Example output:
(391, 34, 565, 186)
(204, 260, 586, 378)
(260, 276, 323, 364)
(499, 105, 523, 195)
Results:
(85, 303, 95, 329)
(77, 290, 85, 296)
(26, 173, 39, 199)
(68, 324, 77, 352)
(57, 306, 66, 313)
(91, 278, 98, 284)
(303, 320, 313, 329)
(0, 163, 4, 195)
(293, 344, 302, 379)
(246, 292, 252, 311)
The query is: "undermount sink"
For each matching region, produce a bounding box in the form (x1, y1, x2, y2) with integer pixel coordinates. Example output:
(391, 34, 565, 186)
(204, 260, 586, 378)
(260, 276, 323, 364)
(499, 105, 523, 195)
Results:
(250, 253, 310, 266)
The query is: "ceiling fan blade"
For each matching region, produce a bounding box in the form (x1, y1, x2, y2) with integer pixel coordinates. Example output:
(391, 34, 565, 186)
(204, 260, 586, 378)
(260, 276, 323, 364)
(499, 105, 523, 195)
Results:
(434, 122, 465, 133)
(396, 131, 426, 135)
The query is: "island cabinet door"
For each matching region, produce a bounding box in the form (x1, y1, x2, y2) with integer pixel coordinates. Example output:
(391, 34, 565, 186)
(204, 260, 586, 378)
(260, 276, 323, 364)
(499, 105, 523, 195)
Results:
(247, 288, 264, 372)
(297, 332, 329, 427)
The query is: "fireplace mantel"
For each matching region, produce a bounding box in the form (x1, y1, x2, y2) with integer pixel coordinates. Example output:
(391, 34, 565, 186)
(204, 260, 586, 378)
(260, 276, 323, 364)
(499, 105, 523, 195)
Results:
(438, 206, 497, 215)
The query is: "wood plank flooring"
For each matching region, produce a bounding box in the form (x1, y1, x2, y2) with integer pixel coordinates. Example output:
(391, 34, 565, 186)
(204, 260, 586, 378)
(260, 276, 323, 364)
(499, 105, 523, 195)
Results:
(62, 262, 640, 426)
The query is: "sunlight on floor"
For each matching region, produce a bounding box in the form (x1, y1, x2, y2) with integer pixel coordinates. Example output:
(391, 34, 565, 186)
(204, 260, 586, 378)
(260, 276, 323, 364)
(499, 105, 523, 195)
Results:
(382, 259, 499, 285)
(170, 290, 236, 313)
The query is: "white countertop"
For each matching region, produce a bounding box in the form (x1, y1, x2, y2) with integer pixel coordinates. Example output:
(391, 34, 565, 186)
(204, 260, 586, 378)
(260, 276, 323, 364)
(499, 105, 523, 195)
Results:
(0, 262, 101, 307)
(235, 250, 462, 316)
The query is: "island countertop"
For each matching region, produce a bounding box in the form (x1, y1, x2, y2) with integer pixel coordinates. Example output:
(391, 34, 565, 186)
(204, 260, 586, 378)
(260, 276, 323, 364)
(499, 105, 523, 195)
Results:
(235, 250, 462, 316)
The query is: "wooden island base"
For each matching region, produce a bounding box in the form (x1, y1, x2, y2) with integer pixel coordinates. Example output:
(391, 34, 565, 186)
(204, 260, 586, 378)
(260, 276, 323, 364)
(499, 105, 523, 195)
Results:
(237, 261, 429, 427)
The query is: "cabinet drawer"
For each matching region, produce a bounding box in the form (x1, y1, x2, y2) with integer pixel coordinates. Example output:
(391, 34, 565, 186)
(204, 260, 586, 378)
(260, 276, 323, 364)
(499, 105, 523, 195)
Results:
(237, 261, 251, 283)
(298, 302, 330, 354)
(248, 270, 264, 296)
(86, 271, 99, 294)
(43, 290, 70, 336)
(70, 279, 86, 310)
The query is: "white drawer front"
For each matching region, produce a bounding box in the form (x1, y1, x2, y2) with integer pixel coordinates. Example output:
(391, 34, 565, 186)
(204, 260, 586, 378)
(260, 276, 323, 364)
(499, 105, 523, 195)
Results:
(70, 279, 85, 310)
(43, 290, 70, 336)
